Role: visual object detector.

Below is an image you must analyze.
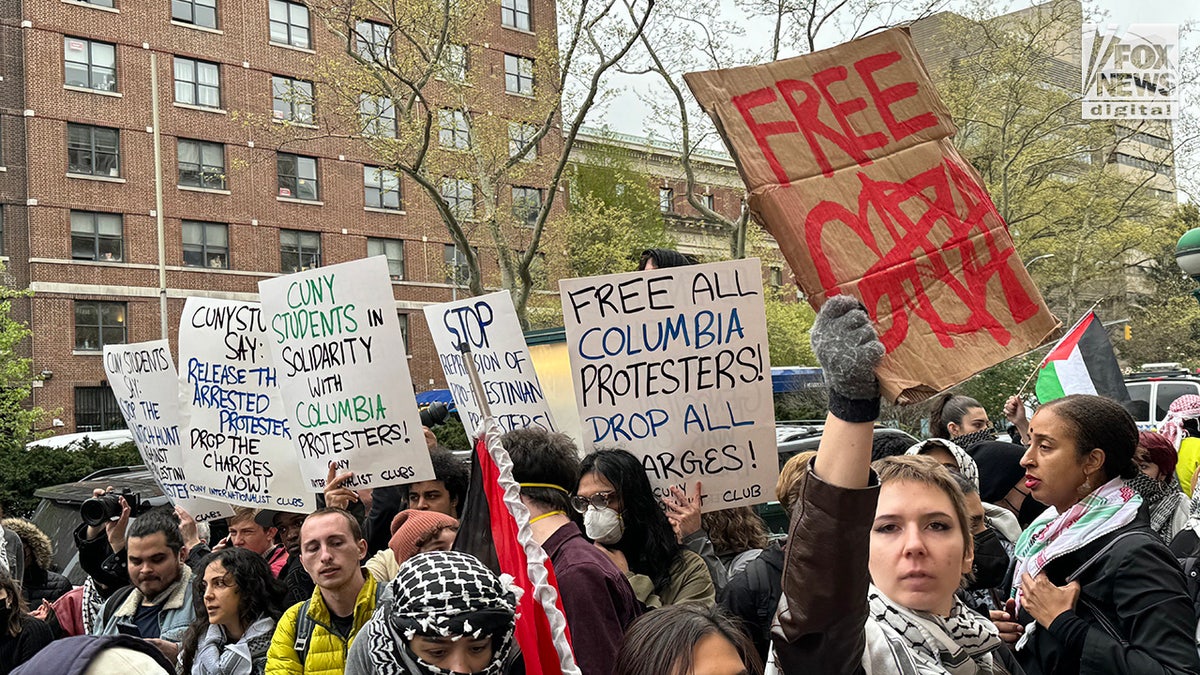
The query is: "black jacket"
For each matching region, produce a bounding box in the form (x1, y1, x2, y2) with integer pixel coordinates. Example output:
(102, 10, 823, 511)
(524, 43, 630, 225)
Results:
(23, 567, 73, 607)
(720, 539, 783, 661)
(364, 485, 407, 555)
(1011, 508, 1200, 675)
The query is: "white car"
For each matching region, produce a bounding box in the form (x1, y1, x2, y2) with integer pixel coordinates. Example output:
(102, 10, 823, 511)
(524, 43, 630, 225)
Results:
(25, 429, 135, 451)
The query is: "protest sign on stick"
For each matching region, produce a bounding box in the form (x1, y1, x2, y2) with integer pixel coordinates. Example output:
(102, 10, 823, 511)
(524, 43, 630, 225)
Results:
(559, 258, 778, 511)
(178, 298, 314, 512)
(684, 28, 1060, 403)
(259, 256, 434, 490)
(104, 340, 234, 522)
(424, 291, 556, 438)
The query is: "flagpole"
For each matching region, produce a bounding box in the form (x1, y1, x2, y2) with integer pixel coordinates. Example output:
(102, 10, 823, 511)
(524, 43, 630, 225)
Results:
(458, 342, 582, 675)
(1015, 299, 1105, 398)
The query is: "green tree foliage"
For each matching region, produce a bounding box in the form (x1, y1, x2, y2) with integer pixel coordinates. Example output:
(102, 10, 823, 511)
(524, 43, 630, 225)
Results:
(1119, 203, 1200, 368)
(432, 413, 471, 452)
(558, 158, 676, 278)
(956, 353, 1044, 422)
(0, 278, 45, 447)
(763, 289, 816, 367)
(0, 439, 141, 517)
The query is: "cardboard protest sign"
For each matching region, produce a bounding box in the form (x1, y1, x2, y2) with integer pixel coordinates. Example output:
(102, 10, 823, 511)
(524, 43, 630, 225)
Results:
(103, 340, 234, 523)
(684, 28, 1060, 403)
(178, 298, 315, 512)
(559, 259, 778, 511)
(424, 291, 556, 438)
(258, 256, 434, 490)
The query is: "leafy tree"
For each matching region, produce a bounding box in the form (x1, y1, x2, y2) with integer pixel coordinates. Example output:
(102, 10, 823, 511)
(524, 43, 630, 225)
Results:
(0, 274, 45, 448)
(273, 0, 654, 328)
(762, 288, 816, 367)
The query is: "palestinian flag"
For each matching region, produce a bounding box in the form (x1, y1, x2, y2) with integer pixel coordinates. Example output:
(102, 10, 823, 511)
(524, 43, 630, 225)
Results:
(1035, 312, 1129, 403)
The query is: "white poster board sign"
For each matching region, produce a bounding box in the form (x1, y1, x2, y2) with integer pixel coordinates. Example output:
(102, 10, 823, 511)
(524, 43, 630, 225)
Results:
(177, 298, 315, 512)
(424, 291, 556, 438)
(258, 256, 434, 490)
(103, 340, 234, 523)
(559, 259, 778, 511)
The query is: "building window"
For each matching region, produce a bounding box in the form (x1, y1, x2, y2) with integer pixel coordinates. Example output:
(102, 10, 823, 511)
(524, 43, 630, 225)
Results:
(177, 139, 226, 190)
(359, 94, 396, 138)
(501, 0, 531, 30)
(174, 57, 221, 108)
(396, 313, 409, 353)
(504, 54, 533, 95)
(67, 123, 120, 177)
(269, 0, 311, 49)
(183, 221, 228, 268)
(769, 266, 783, 287)
(79, 0, 115, 6)
(438, 109, 471, 150)
(71, 211, 123, 261)
(659, 187, 673, 212)
(444, 244, 474, 285)
(172, 0, 217, 28)
(355, 20, 391, 62)
(281, 229, 321, 272)
(0, 209, 5, 256)
(440, 178, 474, 220)
(702, 193, 714, 210)
(363, 166, 401, 210)
(272, 76, 314, 124)
(512, 187, 541, 227)
(368, 238, 405, 280)
(64, 37, 117, 92)
(508, 122, 537, 160)
(277, 153, 319, 200)
(75, 387, 126, 432)
(75, 300, 126, 351)
(438, 44, 468, 82)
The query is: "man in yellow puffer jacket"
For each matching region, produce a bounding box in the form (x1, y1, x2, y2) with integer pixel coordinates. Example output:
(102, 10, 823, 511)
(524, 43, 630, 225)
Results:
(267, 508, 382, 675)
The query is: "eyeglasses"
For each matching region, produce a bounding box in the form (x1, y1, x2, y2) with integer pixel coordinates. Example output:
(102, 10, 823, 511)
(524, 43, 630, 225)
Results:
(570, 491, 616, 514)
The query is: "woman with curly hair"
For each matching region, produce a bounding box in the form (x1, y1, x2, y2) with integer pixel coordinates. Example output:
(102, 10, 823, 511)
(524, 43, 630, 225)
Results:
(700, 507, 769, 578)
(576, 449, 715, 607)
(177, 547, 284, 675)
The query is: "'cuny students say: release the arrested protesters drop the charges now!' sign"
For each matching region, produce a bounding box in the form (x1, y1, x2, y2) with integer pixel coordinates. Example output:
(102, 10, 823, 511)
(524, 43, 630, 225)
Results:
(559, 258, 778, 512)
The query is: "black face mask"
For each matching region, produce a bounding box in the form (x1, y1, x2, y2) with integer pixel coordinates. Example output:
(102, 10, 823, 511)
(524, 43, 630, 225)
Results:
(1016, 492, 1048, 528)
(968, 527, 1009, 590)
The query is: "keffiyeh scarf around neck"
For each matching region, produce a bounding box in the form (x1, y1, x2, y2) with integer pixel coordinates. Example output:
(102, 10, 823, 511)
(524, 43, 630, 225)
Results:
(1127, 472, 1184, 541)
(360, 551, 517, 675)
(867, 585, 1003, 675)
(1010, 477, 1141, 613)
(950, 429, 998, 452)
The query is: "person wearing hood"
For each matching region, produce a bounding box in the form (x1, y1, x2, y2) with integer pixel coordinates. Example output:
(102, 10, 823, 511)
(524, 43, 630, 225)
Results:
(1159, 394, 1200, 497)
(0, 518, 72, 606)
(344, 551, 518, 675)
(970, 441, 1049, 533)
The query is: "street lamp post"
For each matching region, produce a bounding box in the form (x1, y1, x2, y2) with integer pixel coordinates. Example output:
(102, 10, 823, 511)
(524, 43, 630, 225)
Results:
(1175, 228, 1200, 306)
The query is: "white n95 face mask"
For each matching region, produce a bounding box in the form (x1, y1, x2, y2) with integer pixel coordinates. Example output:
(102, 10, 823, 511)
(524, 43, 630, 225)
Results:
(583, 505, 624, 545)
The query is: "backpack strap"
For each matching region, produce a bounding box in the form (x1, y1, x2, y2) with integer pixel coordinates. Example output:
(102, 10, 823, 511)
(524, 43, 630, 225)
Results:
(292, 598, 315, 665)
(98, 585, 136, 632)
(1065, 530, 1150, 583)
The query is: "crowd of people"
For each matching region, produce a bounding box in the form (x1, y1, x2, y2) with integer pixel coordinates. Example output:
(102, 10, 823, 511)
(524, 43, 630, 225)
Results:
(1, 289, 1200, 673)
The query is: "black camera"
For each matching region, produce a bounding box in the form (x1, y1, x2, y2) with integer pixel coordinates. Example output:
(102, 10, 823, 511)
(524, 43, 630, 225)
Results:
(80, 488, 142, 527)
(420, 401, 450, 428)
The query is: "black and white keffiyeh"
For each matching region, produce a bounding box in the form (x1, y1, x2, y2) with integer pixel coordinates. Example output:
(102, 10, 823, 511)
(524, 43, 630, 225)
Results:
(950, 429, 998, 452)
(867, 585, 1003, 675)
(360, 551, 518, 675)
(1127, 472, 1186, 541)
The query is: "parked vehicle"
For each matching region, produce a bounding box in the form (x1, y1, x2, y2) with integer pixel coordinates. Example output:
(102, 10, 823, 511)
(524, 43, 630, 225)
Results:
(1125, 363, 1200, 430)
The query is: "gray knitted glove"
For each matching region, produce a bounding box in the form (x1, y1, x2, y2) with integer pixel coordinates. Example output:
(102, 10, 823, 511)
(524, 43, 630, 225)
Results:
(810, 296, 884, 421)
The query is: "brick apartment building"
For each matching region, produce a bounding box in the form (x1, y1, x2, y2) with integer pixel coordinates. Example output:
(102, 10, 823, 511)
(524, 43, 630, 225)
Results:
(0, 0, 750, 435)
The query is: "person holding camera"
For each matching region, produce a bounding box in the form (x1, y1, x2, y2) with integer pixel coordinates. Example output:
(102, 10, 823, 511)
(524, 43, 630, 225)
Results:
(90, 507, 200, 665)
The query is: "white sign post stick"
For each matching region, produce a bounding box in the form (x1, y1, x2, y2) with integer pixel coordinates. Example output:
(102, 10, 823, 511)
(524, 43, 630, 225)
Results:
(424, 291, 556, 437)
(177, 298, 315, 512)
(104, 340, 234, 522)
(559, 258, 779, 511)
(258, 256, 434, 490)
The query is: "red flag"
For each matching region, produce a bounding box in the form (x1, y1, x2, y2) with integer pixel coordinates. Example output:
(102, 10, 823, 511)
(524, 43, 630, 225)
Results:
(474, 433, 576, 674)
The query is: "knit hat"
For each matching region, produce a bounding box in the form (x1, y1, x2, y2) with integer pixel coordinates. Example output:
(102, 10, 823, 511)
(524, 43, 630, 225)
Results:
(388, 509, 459, 565)
(968, 441, 1028, 503)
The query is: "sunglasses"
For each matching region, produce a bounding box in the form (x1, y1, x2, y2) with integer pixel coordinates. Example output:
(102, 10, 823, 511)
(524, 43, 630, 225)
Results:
(569, 490, 617, 514)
